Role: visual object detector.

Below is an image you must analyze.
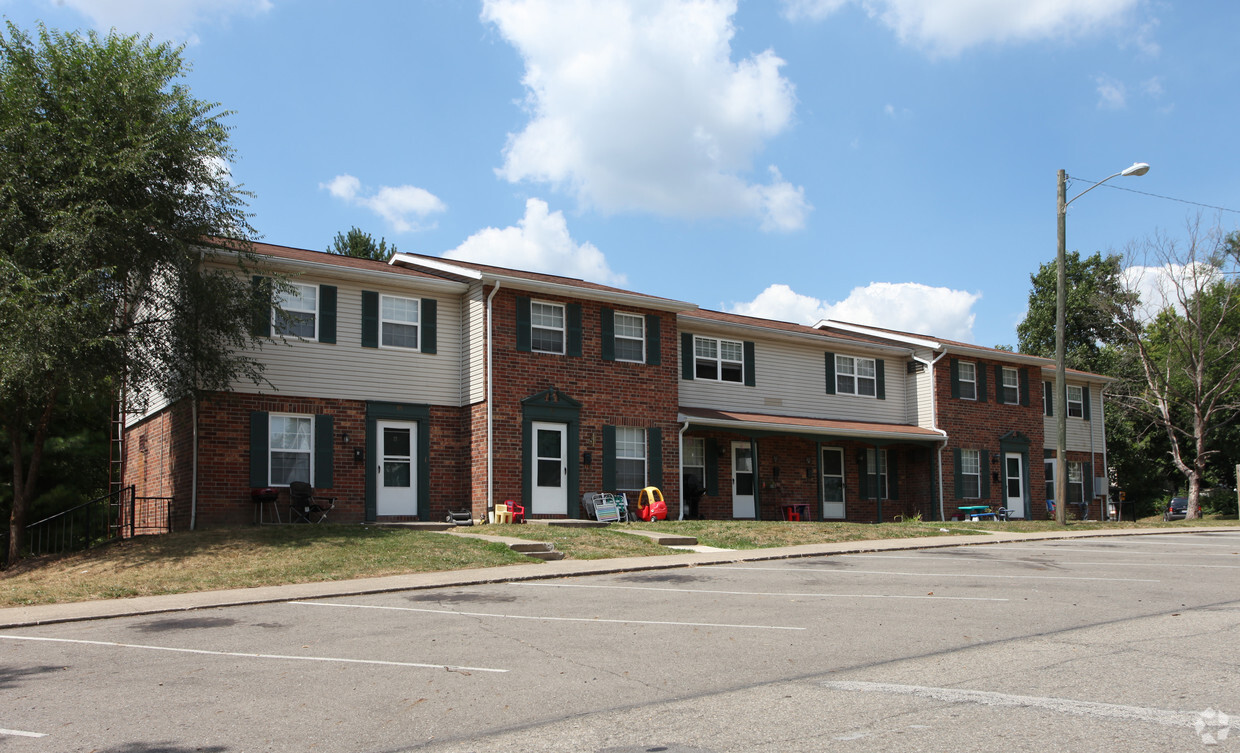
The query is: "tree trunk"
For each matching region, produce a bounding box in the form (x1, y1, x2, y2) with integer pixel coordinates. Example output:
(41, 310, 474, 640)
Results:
(5, 390, 58, 567)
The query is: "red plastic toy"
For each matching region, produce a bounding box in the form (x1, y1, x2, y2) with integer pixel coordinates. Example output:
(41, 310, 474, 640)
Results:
(636, 486, 668, 522)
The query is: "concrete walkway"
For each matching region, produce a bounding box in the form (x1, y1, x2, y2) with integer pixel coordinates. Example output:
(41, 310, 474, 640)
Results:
(1, 526, 1234, 630)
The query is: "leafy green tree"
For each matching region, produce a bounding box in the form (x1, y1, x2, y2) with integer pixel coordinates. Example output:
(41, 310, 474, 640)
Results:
(1017, 251, 1135, 373)
(0, 23, 269, 564)
(328, 227, 397, 262)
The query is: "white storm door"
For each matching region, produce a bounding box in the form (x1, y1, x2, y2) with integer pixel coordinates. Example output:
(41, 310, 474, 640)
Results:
(821, 447, 846, 519)
(1005, 452, 1025, 518)
(376, 421, 417, 516)
(732, 442, 756, 518)
(531, 422, 568, 515)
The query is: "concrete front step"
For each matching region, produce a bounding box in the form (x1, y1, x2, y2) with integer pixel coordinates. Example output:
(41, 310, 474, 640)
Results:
(507, 541, 566, 561)
(616, 529, 699, 547)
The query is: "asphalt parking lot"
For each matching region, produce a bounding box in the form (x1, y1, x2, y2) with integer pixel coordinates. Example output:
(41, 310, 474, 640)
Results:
(2, 530, 1238, 752)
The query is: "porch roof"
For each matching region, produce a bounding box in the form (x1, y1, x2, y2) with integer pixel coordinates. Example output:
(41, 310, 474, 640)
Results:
(678, 407, 947, 445)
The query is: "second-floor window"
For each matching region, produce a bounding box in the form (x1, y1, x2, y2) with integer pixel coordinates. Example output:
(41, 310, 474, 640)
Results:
(614, 312, 645, 362)
(958, 361, 977, 400)
(381, 295, 420, 349)
(837, 355, 877, 397)
(1067, 385, 1084, 418)
(531, 301, 565, 354)
(695, 336, 744, 382)
(276, 283, 317, 339)
(1000, 367, 1019, 404)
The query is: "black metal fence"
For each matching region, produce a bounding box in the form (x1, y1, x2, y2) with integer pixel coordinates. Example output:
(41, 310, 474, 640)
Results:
(23, 486, 174, 557)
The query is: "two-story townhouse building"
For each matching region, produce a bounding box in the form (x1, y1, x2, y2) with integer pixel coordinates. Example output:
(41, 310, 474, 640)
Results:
(124, 241, 1114, 528)
(814, 322, 1114, 521)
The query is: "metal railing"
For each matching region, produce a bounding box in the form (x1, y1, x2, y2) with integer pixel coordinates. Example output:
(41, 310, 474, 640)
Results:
(23, 486, 175, 556)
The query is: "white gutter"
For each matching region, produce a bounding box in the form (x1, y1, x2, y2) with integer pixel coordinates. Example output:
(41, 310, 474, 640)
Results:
(814, 319, 943, 350)
(913, 349, 950, 522)
(486, 281, 501, 519)
(212, 248, 469, 293)
(683, 315, 914, 355)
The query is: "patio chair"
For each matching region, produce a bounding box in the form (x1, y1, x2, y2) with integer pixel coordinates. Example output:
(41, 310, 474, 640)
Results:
(289, 481, 336, 524)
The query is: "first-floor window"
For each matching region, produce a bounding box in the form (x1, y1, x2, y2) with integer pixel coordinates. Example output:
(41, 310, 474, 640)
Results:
(1045, 459, 1055, 502)
(961, 449, 981, 498)
(270, 414, 313, 485)
(1068, 461, 1085, 505)
(616, 427, 647, 490)
(682, 437, 706, 495)
(866, 448, 888, 499)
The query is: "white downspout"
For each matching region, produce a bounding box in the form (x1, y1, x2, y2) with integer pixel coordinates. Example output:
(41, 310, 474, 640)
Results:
(678, 421, 688, 520)
(485, 281, 501, 521)
(914, 350, 950, 522)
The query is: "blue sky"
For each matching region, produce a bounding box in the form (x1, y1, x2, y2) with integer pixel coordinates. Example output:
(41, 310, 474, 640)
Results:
(3, 0, 1238, 348)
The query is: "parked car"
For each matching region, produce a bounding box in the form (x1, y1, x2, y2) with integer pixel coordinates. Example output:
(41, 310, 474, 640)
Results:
(1163, 497, 1188, 521)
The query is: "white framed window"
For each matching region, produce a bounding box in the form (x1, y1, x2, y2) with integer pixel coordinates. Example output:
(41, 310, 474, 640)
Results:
(694, 336, 744, 383)
(1045, 459, 1055, 502)
(822, 447, 846, 518)
(958, 361, 977, 400)
(1068, 461, 1085, 504)
(682, 437, 706, 495)
(961, 449, 981, 498)
(1001, 367, 1019, 404)
(614, 312, 645, 363)
(269, 414, 313, 486)
(275, 283, 317, 339)
(866, 448, 888, 498)
(530, 301, 565, 354)
(615, 427, 646, 490)
(1067, 385, 1084, 418)
(380, 295, 420, 349)
(837, 355, 877, 397)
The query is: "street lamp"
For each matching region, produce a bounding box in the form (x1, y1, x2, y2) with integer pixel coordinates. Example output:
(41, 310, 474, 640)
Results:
(1055, 162, 1149, 524)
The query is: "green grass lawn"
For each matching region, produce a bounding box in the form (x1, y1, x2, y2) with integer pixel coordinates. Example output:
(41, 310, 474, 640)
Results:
(1, 515, 1234, 608)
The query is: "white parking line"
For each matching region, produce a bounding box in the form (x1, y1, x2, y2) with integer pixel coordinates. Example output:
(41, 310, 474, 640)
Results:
(1095, 538, 1240, 549)
(843, 554, 1240, 569)
(0, 728, 47, 738)
(712, 566, 1159, 582)
(291, 600, 806, 630)
(993, 545, 1240, 558)
(516, 582, 1008, 602)
(0, 634, 507, 673)
(822, 680, 1197, 729)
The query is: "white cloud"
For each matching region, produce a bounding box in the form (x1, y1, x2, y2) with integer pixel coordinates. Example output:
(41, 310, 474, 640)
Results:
(444, 198, 626, 286)
(729, 281, 981, 342)
(58, 0, 272, 43)
(320, 174, 446, 233)
(781, 0, 1142, 57)
(1121, 262, 1218, 323)
(1095, 75, 1127, 109)
(482, 0, 810, 232)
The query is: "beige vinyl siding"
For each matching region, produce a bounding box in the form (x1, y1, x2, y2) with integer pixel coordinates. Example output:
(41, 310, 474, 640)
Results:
(680, 331, 908, 424)
(463, 282, 486, 404)
(232, 277, 464, 407)
(910, 348, 936, 429)
(1043, 382, 1106, 452)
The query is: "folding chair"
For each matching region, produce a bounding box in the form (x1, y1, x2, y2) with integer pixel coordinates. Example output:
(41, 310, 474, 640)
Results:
(289, 481, 336, 523)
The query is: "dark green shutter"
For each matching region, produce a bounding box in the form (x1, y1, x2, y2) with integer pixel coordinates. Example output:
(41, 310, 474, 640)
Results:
(1082, 384, 1092, 421)
(319, 285, 337, 344)
(314, 414, 334, 488)
(875, 359, 886, 400)
(953, 448, 963, 499)
(249, 411, 269, 486)
(645, 314, 661, 365)
(704, 438, 718, 496)
(824, 352, 836, 394)
(251, 276, 271, 337)
(980, 453, 990, 499)
(516, 296, 531, 352)
(1020, 367, 1030, 407)
(1044, 381, 1054, 416)
(977, 364, 988, 403)
(859, 451, 870, 499)
(995, 365, 1006, 404)
(647, 427, 662, 488)
(681, 333, 694, 380)
(1084, 462, 1094, 498)
(601, 425, 616, 491)
(743, 341, 756, 386)
(566, 303, 582, 356)
(421, 298, 437, 354)
(600, 307, 615, 361)
(361, 291, 379, 348)
(949, 358, 960, 398)
(887, 450, 898, 499)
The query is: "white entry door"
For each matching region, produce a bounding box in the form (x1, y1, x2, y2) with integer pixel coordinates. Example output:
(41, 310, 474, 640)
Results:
(732, 442, 756, 518)
(1005, 452, 1025, 519)
(376, 421, 417, 516)
(531, 422, 568, 515)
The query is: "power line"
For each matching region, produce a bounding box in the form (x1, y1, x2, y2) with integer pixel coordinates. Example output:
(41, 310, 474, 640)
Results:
(1067, 175, 1240, 216)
